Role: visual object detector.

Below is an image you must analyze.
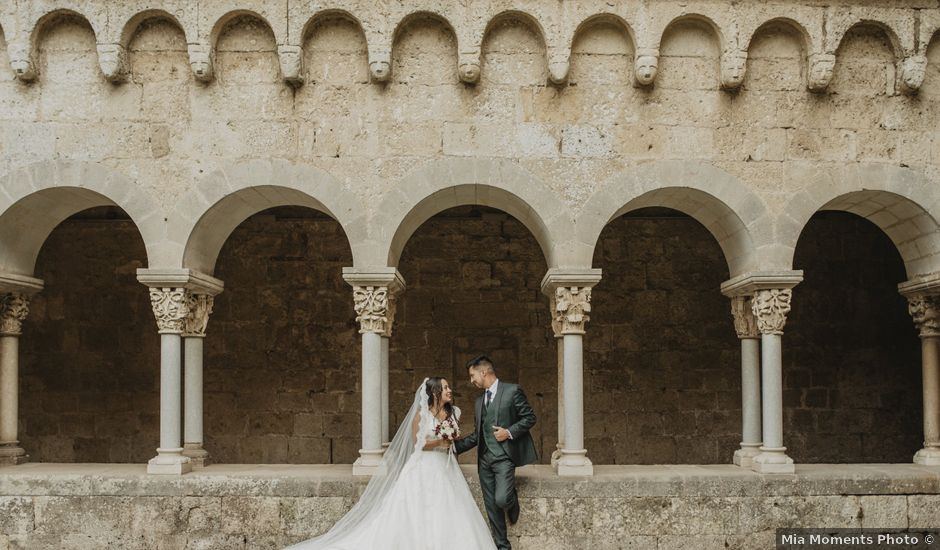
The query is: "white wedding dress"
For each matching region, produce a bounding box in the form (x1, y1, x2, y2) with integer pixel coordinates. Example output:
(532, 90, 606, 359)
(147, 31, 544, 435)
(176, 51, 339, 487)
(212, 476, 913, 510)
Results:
(285, 380, 498, 550)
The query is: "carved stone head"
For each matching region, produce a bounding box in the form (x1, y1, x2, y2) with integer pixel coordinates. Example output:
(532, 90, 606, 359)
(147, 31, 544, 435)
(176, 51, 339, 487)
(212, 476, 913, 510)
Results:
(720, 50, 747, 90)
(369, 51, 391, 83)
(634, 48, 659, 86)
(97, 44, 127, 82)
(278, 45, 304, 85)
(187, 44, 214, 82)
(900, 55, 927, 94)
(807, 53, 835, 93)
(458, 55, 480, 84)
(549, 58, 569, 86)
(8, 43, 36, 81)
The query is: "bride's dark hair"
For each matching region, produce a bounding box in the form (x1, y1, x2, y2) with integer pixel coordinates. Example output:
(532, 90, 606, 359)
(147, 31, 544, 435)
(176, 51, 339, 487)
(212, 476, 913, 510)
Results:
(425, 377, 455, 422)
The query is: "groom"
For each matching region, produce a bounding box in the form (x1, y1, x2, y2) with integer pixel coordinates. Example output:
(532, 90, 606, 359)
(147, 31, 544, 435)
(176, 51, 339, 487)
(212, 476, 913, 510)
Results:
(454, 355, 538, 550)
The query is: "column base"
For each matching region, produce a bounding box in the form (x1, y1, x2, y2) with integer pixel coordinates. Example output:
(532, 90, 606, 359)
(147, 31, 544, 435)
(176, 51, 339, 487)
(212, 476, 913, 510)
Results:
(751, 446, 795, 474)
(0, 444, 28, 466)
(147, 448, 192, 475)
(733, 443, 762, 468)
(352, 449, 385, 476)
(182, 443, 209, 469)
(550, 447, 563, 467)
(913, 447, 940, 465)
(555, 449, 593, 476)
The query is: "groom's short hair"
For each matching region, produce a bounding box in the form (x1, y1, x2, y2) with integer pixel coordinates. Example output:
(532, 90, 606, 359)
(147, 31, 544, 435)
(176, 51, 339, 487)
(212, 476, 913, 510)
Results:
(466, 355, 495, 374)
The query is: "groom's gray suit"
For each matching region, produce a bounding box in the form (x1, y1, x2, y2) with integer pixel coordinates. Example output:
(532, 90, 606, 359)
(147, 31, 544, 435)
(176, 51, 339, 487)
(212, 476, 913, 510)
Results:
(454, 380, 537, 550)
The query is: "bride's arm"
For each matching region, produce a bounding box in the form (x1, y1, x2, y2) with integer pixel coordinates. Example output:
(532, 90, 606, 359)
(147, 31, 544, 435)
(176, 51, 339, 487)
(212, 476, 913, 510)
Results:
(412, 413, 446, 450)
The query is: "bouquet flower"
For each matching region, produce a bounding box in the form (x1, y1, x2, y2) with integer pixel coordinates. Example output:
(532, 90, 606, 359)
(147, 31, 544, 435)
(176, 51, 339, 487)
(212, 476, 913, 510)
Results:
(434, 416, 460, 441)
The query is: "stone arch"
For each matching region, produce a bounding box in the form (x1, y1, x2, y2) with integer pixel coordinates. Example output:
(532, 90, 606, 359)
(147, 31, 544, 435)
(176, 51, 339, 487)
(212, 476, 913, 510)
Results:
(0, 161, 164, 276)
(377, 158, 568, 269)
(832, 20, 904, 63)
(779, 163, 940, 278)
(575, 161, 771, 278)
(209, 10, 281, 50)
(569, 13, 638, 51)
(119, 9, 190, 48)
(484, 10, 548, 45)
(657, 13, 729, 52)
(29, 8, 104, 47)
(743, 18, 811, 55)
(175, 160, 364, 275)
(300, 9, 368, 44)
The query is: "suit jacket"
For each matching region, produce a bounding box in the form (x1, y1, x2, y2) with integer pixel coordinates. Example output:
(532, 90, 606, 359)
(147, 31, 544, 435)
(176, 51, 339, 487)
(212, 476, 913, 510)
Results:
(454, 382, 538, 467)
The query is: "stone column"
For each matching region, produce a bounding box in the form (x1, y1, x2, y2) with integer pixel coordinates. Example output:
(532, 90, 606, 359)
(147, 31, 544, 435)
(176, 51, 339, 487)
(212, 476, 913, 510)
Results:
(182, 293, 214, 468)
(730, 295, 762, 468)
(906, 295, 940, 465)
(542, 268, 602, 477)
(750, 289, 795, 473)
(550, 332, 565, 467)
(0, 293, 30, 465)
(380, 292, 397, 447)
(146, 288, 192, 474)
(344, 268, 405, 476)
(144, 288, 192, 473)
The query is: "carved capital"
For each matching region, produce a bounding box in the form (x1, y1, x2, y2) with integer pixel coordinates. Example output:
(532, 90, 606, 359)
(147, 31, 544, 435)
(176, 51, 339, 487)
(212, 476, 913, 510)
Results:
(807, 53, 835, 93)
(634, 48, 659, 87)
(900, 55, 927, 94)
(97, 43, 128, 82)
(552, 287, 592, 335)
(458, 52, 481, 84)
(720, 49, 747, 90)
(149, 288, 190, 334)
(383, 292, 398, 338)
(0, 293, 30, 336)
(751, 289, 792, 336)
(353, 286, 390, 334)
(183, 294, 214, 338)
(278, 44, 304, 86)
(187, 43, 214, 82)
(8, 42, 36, 81)
(908, 295, 940, 338)
(730, 295, 759, 339)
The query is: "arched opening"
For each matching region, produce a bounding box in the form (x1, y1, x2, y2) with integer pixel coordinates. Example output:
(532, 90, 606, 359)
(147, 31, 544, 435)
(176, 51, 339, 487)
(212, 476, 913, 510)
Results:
(394, 205, 552, 463)
(589, 207, 734, 463)
(204, 206, 356, 463)
(786, 211, 920, 462)
(20, 206, 155, 462)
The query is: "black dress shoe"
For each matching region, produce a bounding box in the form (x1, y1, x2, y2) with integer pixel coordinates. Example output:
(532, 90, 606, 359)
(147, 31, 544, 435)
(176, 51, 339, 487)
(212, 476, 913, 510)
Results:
(507, 501, 520, 525)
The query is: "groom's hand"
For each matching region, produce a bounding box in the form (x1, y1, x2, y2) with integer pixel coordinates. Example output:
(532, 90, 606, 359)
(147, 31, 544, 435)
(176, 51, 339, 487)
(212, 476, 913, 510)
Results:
(492, 425, 511, 442)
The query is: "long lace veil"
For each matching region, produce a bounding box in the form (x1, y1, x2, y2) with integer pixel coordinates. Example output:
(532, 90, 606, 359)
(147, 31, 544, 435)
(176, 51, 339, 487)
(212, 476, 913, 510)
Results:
(285, 378, 432, 549)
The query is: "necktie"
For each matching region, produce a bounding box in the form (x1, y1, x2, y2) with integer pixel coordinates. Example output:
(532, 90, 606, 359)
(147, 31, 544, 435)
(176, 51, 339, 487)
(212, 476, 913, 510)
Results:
(485, 389, 492, 409)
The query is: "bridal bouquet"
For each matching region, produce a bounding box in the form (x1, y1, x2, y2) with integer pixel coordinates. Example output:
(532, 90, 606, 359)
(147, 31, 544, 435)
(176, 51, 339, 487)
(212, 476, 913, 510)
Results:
(434, 417, 461, 441)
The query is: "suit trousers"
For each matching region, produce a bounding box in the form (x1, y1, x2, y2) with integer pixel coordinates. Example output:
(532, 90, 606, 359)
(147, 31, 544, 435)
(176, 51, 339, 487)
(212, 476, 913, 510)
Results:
(479, 449, 517, 550)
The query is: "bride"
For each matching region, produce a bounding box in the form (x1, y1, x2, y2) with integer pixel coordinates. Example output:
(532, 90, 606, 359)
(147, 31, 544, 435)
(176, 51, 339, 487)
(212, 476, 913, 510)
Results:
(285, 377, 498, 550)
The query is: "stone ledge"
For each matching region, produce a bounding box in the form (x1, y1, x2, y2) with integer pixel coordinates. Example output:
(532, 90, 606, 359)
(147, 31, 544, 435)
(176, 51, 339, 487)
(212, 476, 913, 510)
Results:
(1, 464, 938, 499)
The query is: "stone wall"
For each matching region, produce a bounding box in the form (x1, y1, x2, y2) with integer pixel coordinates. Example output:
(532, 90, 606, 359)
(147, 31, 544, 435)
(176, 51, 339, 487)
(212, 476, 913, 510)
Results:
(0, 464, 938, 549)
(16, 207, 922, 465)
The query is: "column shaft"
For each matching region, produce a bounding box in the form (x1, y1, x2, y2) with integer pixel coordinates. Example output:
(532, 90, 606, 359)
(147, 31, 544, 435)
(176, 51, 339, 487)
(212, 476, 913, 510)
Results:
(751, 333, 793, 472)
(914, 335, 940, 464)
(0, 334, 26, 463)
(734, 337, 762, 467)
(0, 335, 18, 444)
(551, 336, 564, 466)
(381, 336, 390, 445)
(354, 331, 384, 474)
(558, 333, 592, 475)
(148, 333, 191, 474)
(182, 336, 208, 466)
